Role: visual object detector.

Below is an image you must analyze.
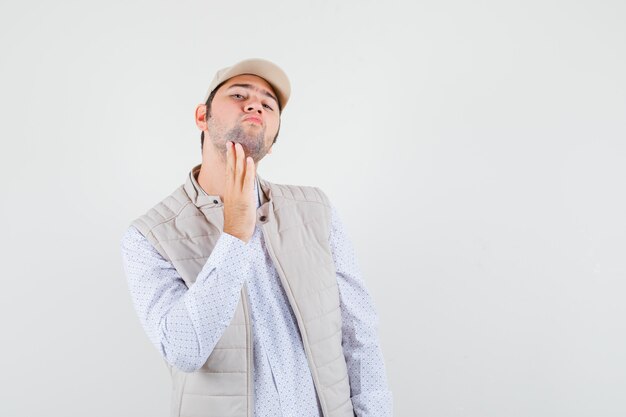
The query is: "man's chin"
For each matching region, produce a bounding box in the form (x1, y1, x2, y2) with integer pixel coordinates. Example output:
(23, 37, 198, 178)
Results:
(227, 140, 266, 161)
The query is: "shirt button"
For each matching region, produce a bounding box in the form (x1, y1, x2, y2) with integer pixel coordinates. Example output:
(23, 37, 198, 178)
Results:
(213, 199, 218, 204)
(259, 215, 267, 222)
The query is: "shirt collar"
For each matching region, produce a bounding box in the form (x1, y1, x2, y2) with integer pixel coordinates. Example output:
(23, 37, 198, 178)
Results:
(184, 163, 269, 209)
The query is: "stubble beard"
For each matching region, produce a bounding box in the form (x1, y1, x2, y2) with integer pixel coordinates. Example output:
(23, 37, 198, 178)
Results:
(208, 117, 268, 164)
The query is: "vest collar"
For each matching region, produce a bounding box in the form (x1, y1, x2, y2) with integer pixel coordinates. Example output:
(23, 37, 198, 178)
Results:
(183, 163, 272, 208)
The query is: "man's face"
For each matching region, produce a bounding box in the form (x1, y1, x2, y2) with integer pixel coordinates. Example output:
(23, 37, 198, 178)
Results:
(205, 74, 281, 163)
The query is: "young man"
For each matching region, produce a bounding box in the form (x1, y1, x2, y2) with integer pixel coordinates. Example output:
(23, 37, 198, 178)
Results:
(121, 58, 393, 417)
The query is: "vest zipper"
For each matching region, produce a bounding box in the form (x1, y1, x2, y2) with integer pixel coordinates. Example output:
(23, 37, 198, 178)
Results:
(259, 223, 329, 417)
(240, 285, 255, 417)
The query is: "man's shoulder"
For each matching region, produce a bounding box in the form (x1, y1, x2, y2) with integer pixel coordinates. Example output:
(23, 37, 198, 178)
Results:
(129, 184, 194, 239)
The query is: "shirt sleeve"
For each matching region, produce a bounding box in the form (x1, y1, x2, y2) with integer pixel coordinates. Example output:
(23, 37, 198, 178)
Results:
(329, 204, 394, 417)
(120, 225, 252, 372)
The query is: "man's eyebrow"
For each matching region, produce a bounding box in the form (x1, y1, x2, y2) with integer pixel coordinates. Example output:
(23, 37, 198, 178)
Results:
(227, 83, 278, 104)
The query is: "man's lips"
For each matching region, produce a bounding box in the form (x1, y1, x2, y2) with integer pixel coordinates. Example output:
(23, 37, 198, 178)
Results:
(242, 116, 262, 125)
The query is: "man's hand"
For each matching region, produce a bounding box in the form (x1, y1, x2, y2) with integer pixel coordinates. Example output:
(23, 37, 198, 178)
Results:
(223, 141, 257, 243)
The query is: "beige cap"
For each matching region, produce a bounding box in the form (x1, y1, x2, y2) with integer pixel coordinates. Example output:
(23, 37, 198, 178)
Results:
(203, 58, 291, 110)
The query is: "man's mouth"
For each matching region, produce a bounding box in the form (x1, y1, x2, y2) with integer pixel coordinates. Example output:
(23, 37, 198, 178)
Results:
(242, 116, 262, 125)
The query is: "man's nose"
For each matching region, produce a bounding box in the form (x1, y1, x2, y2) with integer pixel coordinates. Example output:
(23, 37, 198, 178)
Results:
(245, 98, 263, 113)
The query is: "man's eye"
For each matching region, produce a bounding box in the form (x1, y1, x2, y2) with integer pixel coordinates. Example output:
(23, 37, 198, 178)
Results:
(263, 103, 274, 111)
(232, 94, 245, 99)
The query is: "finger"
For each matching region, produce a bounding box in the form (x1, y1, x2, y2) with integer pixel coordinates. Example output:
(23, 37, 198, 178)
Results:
(225, 141, 234, 187)
(243, 156, 256, 195)
(234, 142, 245, 189)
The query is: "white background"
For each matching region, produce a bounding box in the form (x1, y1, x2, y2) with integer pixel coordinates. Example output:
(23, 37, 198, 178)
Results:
(1, 0, 625, 416)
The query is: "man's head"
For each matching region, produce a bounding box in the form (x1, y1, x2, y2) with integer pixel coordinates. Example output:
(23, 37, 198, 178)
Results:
(195, 58, 291, 164)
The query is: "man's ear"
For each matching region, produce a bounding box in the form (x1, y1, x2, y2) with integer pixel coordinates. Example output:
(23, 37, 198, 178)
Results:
(195, 104, 208, 131)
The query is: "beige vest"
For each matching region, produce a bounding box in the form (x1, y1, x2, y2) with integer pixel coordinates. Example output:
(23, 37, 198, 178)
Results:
(131, 164, 354, 417)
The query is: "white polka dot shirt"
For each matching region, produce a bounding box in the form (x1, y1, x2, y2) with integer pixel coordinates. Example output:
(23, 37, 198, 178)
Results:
(120, 181, 393, 417)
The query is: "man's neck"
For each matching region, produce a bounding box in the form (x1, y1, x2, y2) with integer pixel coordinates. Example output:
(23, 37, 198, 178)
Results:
(197, 145, 228, 199)
(197, 145, 260, 200)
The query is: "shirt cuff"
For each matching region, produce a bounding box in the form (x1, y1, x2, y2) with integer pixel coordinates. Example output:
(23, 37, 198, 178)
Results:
(351, 389, 394, 417)
(197, 231, 253, 277)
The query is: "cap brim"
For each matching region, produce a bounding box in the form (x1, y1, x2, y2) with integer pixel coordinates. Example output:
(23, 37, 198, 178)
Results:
(204, 58, 291, 110)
